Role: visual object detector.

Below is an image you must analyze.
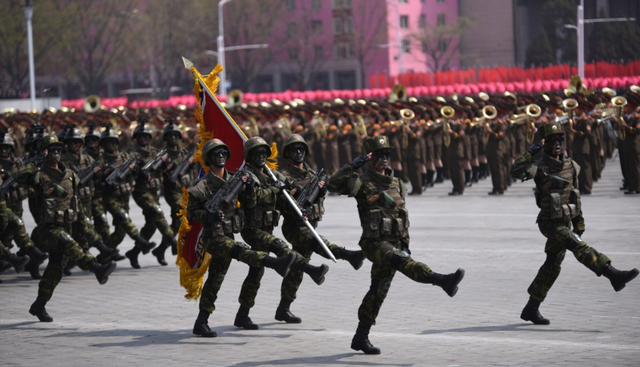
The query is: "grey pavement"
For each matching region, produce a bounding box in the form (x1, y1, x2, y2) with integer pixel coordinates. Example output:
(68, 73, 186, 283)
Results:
(1, 159, 639, 367)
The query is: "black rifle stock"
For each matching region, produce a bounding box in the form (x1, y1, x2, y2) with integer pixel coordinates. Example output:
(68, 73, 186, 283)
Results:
(168, 151, 194, 183)
(296, 168, 327, 208)
(141, 148, 168, 175)
(78, 158, 102, 186)
(205, 169, 247, 214)
(105, 157, 136, 185)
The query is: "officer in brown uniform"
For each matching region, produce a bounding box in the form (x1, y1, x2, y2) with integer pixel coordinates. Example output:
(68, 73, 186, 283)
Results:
(511, 122, 638, 325)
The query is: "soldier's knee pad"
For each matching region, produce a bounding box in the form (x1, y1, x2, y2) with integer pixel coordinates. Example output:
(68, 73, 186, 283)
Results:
(95, 213, 108, 224)
(114, 209, 129, 223)
(565, 232, 583, 251)
(10, 215, 24, 227)
(388, 248, 410, 269)
(230, 243, 250, 258)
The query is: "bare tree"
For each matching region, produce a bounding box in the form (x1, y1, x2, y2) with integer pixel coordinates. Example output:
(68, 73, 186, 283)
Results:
(272, 0, 333, 91)
(0, 0, 65, 93)
(52, 0, 138, 96)
(410, 16, 474, 71)
(351, 0, 387, 88)
(133, 0, 216, 99)
(224, 0, 285, 92)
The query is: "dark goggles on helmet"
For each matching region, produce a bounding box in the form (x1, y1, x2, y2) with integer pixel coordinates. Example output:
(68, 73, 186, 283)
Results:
(373, 150, 392, 158)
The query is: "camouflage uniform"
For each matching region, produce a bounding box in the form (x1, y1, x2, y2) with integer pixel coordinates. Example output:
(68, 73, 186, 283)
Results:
(276, 135, 364, 322)
(15, 135, 116, 322)
(162, 143, 194, 235)
(327, 135, 465, 354)
(83, 126, 110, 242)
(511, 122, 637, 325)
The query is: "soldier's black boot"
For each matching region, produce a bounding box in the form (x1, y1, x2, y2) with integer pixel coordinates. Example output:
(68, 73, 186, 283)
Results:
(133, 235, 156, 254)
(0, 260, 12, 273)
(6, 253, 30, 273)
(302, 262, 329, 285)
(275, 298, 301, 323)
(90, 260, 117, 285)
(520, 298, 550, 325)
(434, 167, 444, 183)
(29, 297, 53, 322)
(342, 249, 365, 270)
(464, 169, 472, 187)
(125, 247, 142, 269)
(429, 269, 465, 297)
(94, 240, 120, 263)
(263, 252, 295, 277)
(603, 263, 639, 292)
(426, 169, 435, 187)
(152, 245, 168, 266)
(350, 322, 380, 354)
(193, 310, 217, 337)
(27, 245, 48, 264)
(63, 260, 74, 276)
(234, 305, 259, 330)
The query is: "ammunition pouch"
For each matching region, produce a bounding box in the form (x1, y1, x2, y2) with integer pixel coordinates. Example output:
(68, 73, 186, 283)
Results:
(138, 177, 161, 190)
(77, 185, 94, 200)
(548, 190, 581, 221)
(108, 182, 133, 195)
(42, 206, 78, 225)
(362, 208, 410, 240)
(247, 207, 280, 230)
(179, 174, 192, 188)
(212, 210, 245, 236)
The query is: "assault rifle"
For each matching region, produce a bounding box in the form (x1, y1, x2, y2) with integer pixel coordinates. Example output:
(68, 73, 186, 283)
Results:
(295, 168, 327, 209)
(168, 150, 195, 184)
(204, 169, 247, 215)
(0, 171, 18, 196)
(141, 148, 168, 175)
(78, 157, 102, 186)
(105, 157, 136, 185)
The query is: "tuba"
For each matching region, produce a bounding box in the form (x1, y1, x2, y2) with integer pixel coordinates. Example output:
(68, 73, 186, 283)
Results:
(84, 95, 101, 113)
(525, 104, 542, 144)
(480, 105, 497, 145)
(227, 89, 243, 108)
(440, 106, 454, 147)
(389, 84, 408, 103)
(562, 98, 578, 144)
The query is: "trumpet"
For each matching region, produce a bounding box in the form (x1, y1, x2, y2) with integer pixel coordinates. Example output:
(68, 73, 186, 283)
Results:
(441, 106, 454, 147)
(612, 96, 627, 141)
(562, 98, 578, 144)
(479, 105, 498, 144)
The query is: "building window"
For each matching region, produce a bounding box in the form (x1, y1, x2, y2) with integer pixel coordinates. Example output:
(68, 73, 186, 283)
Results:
(312, 20, 323, 34)
(287, 23, 297, 37)
(333, 17, 343, 34)
(437, 0, 445, 3)
(402, 39, 411, 54)
(332, 0, 352, 9)
(399, 0, 408, 3)
(438, 39, 447, 52)
(437, 13, 446, 26)
(400, 15, 409, 29)
(312, 0, 321, 9)
(314, 45, 324, 60)
(334, 42, 353, 59)
(419, 14, 426, 28)
(285, 0, 295, 11)
(344, 16, 353, 34)
(288, 48, 299, 60)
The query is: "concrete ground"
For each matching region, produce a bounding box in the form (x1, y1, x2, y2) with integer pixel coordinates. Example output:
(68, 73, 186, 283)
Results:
(1, 158, 639, 366)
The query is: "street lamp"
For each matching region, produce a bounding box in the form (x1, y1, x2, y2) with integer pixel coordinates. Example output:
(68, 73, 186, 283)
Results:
(23, 0, 36, 111)
(217, 0, 234, 96)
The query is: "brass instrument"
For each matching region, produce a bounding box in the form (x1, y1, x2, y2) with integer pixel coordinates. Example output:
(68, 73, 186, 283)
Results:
(84, 95, 101, 113)
(354, 114, 367, 140)
(630, 85, 640, 94)
(226, 89, 243, 108)
(389, 84, 408, 102)
(525, 104, 541, 144)
(440, 106, 454, 147)
(562, 98, 578, 144)
(480, 105, 497, 144)
(602, 87, 617, 97)
(400, 108, 415, 121)
(612, 96, 627, 141)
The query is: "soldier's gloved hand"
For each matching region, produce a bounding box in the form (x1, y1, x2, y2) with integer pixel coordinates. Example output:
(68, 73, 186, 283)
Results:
(572, 216, 585, 236)
(244, 174, 255, 190)
(526, 141, 544, 156)
(207, 210, 224, 224)
(349, 154, 369, 170)
(274, 179, 287, 191)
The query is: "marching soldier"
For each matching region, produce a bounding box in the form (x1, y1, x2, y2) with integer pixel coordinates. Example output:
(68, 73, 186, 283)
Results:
(0, 175, 31, 282)
(618, 93, 640, 194)
(83, 121, 111, 242)
(127, 120, 176, 267)
(0, 129, 48, 278)
(327, 135, 465, 354)
(569, 99, 594, 194)
(15, 135, 117, 322)
(189, 138, 295, 337)
(99, 124, 156, 265)
(235, 136, 329, 330)
(485, 112, 509, 195)
(511, 122, 638, 325)
(60, 124, 119, 263)
(275, 134, 365, 323)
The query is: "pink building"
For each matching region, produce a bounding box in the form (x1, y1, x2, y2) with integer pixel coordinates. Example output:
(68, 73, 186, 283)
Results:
(252, 0, 459, 93)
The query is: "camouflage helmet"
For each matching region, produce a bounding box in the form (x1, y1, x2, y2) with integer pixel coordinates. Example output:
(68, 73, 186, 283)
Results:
(537, 122, 564, 140)
(100, 123, 119, 143)
(162, 118, 182, 141)
(57, 125, 69, 141)
(243, 136, 271, 160)
(39, 134, 64, 150)
(84, 121, 101, 140)
(202, 138, 230, 166)
(282, 134, 309, 156)
(24, 128, 34, 146)
(132, 119, 153, 138)
(363, 135, 394, 154)
(0, 129, 15, 150)
(64, 124, 85, 143)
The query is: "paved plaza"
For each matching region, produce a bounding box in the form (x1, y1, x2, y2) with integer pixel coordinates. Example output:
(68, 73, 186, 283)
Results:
(1, 159, 639, 367)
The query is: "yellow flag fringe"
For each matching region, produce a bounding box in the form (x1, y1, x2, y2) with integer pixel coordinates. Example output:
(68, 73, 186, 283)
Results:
(266, 142, 278, 170)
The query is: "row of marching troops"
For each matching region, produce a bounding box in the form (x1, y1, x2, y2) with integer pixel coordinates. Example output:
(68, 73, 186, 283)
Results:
(0, 80, 638, 352)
